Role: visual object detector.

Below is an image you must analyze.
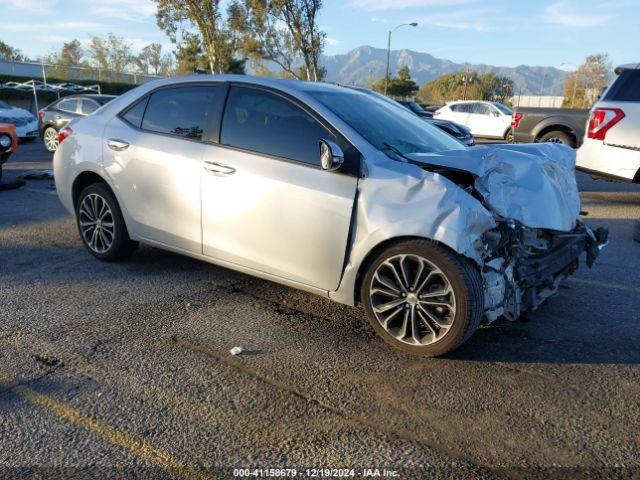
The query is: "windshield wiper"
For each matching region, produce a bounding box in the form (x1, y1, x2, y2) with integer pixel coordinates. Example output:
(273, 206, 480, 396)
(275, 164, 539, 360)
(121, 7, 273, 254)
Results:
(382, 142, 412, 162)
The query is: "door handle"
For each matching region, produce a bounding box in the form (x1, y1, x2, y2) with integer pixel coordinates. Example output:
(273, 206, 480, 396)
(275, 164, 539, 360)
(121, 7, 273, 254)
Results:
(107, 139, 130, 151)
(204, 161, 236, 176)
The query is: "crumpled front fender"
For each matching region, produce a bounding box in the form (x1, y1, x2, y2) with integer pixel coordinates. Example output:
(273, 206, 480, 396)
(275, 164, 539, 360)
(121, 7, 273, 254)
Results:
(330, 152, 495, 306)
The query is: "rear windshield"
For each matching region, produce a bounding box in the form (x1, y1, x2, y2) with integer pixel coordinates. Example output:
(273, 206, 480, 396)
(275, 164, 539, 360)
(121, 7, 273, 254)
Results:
(604, 70, 640, 102)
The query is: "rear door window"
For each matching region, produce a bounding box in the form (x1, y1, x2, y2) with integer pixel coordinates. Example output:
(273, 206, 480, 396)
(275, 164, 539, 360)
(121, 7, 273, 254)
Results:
(121, 97, 148, 128)
(220, 86, 335, 166)
(80, 99, 99, 115)
(604, 70, 640, 102)
(141, 85, 220, 141)
(57, 98, 78, 114)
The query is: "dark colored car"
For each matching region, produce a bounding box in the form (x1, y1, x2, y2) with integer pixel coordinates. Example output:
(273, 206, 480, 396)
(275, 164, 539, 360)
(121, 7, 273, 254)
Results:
(38, 94, 116, 152)
(397, 100, 434, 118)
(426, 117, 474, 146)
(511, 106, 589, 148)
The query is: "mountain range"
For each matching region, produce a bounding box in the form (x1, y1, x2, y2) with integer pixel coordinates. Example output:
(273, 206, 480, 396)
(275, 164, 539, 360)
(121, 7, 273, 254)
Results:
(319, 46, 569, 96)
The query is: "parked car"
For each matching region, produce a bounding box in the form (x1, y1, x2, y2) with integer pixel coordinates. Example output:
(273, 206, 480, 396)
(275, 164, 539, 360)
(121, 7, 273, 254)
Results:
(434, 100, 513, 141)
(350, 88, 474, 146)
(511, 106, 589, 148)
(396, 100, 434, 118)
(0, 122, 18, 180)
(39, 94, 116, 152)
(54, 76, 607, 357)
(395, 99, 474, 146)
(0, 100, 38, 141)
(576, 63, 640, 182)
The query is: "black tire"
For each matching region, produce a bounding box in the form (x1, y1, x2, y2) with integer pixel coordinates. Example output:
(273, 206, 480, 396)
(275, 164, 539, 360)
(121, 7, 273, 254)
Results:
(76, 183, 137, 261)
(505, 129, 514, 143)
(361, 240, 484, 357)
(538, 130, 574, 147)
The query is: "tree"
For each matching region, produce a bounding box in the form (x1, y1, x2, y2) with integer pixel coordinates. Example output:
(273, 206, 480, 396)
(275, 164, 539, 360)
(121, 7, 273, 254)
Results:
(0, 40, 25, 61)
(416, 71, 513, 105)
(174, 32, 207, 74)
(229, 0, 325, 81)
(46, 39, 87, 79)
(89, 34, 133, 77)
(562, 53, 611, 108)
(155, 0, 239, 74)
(371, 66, 419, 98)
(135, 43, 174, 76)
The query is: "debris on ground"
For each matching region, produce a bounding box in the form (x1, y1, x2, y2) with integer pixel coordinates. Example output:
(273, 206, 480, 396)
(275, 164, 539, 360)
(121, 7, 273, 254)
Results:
(229, 347, 243, 356)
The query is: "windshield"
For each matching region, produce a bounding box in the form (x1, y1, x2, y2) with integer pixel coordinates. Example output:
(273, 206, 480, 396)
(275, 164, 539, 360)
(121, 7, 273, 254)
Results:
(310, 90, 465, 156)
(492, 102, 512, 115)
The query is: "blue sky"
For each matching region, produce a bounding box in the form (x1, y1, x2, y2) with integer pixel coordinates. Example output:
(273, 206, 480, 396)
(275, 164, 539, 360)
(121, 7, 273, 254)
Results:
(1, 0, 638, 70)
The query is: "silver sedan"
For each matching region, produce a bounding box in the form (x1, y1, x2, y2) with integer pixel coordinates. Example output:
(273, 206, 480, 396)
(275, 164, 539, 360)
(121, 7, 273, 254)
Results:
(54, 75, 607, 356)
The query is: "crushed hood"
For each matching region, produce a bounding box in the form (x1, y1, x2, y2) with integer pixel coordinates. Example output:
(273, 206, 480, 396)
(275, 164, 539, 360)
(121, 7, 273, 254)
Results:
(405, 143, 581, 232)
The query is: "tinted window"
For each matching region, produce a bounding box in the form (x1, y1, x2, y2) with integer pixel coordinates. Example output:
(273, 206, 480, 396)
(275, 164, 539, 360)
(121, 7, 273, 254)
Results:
(57, 99, 78, 113)
(80, 100, 99, 115)
(472, 103, 491, 115)
(121, 97, 148, 128)
(141, 86, 219, 140)
(492, 102, 512, 115)
(221, 86, 334, 165)
(604, 70, 640, 102)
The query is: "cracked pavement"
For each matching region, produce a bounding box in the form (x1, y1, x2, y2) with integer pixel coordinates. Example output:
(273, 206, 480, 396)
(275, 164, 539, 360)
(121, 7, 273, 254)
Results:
(1, 141, 640, 479)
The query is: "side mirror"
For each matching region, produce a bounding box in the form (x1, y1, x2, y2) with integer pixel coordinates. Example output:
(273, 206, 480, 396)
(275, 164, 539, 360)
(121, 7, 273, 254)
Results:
(319, 139, 344, 171)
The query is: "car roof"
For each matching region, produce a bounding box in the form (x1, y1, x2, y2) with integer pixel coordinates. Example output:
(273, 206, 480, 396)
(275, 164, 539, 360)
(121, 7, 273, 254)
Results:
(59, 94, 117, 101)
(136, 74, 355, 95)
(614, 63, 640, 74)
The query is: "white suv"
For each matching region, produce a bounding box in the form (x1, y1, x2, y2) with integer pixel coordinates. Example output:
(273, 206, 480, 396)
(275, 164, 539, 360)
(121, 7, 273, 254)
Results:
(577, 63, 640, 182)
(434, 100, 513, 141)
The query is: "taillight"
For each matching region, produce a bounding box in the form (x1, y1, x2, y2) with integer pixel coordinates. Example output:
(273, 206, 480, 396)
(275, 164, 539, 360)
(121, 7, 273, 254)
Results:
(511, 112, 524, 128)
(58, 127, 73, 145)
(38, 109, 44, 119)
(587, 108, 625, 140)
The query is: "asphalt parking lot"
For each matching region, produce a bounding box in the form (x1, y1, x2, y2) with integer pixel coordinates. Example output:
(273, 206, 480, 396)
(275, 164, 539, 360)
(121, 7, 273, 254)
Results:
(1, 140, 640, 479)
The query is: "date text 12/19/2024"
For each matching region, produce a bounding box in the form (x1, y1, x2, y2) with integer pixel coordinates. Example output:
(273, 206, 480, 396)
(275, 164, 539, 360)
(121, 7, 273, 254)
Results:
(233, 468, 400, 478)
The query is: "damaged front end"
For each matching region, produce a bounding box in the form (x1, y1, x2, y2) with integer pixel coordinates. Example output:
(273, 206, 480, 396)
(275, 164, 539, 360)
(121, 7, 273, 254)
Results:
(481, 220, 608, 322)
(405, 142, 609, 323)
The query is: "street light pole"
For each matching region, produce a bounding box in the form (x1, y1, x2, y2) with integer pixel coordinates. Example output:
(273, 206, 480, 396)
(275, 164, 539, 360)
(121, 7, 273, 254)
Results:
(385, 22, 418, 95)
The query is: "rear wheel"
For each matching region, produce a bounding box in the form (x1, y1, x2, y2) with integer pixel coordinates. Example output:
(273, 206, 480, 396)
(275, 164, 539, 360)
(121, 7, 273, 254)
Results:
(76, 183, 137, 261)
(505, 129, 514, 143)
(43, 127, 59, 152)
(539, 130, 574, 147)
(361, 240, 484, 357)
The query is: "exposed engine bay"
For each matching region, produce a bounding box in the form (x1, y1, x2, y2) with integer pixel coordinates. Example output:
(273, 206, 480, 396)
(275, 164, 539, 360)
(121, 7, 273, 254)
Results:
(480, 220, 608, 322)
(402, 143, 609, 323)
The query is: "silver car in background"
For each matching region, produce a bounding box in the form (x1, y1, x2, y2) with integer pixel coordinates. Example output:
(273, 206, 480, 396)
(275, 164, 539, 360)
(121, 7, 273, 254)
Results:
(54, 75, 607, 356)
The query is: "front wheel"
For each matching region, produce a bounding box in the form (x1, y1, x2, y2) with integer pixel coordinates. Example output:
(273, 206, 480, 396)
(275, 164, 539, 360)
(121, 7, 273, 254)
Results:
(76, 183, 137, 261)
(361, 240, 484, 357)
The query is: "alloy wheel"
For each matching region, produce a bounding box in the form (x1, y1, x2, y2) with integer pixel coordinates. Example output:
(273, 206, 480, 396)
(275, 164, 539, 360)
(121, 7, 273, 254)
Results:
(79, 193, 115, 254)
(44, 128, 59, 152)
(369, 254, 457, 346)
